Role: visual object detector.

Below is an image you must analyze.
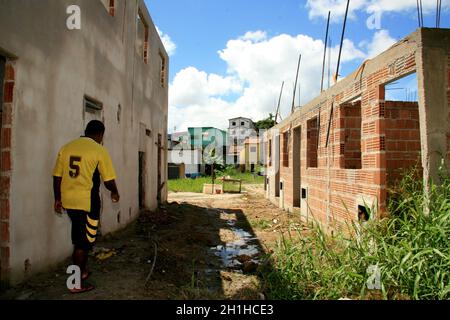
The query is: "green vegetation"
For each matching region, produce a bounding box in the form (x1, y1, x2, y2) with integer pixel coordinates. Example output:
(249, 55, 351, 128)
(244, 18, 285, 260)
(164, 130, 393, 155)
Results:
(168, 176, 212, 193)
(261, 167, 450, 300)
(216, 165, 264, 184)
(250, 218, 273, 230)
(254, 114, 276, 132)
(168, 167, 264, 193)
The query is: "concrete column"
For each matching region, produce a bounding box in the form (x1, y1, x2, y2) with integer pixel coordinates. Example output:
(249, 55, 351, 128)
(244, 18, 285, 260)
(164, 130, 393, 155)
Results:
(416, 29, 450, 186)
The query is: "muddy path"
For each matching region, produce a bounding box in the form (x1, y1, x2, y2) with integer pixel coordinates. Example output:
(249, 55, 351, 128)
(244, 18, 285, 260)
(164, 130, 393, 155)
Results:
(1, 185, 304, 300)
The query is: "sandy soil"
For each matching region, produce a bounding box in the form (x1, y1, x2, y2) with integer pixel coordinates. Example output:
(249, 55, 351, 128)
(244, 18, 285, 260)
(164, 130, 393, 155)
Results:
(0, 185, 305, 300)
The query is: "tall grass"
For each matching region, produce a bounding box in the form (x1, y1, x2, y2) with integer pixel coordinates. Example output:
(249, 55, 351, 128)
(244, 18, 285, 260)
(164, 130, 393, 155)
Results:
(262, 168, 450, 300)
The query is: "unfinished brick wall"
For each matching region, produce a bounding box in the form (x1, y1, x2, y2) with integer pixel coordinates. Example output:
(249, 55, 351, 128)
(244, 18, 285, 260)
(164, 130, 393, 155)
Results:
(279, 127, 292, 207)
(264, 30, 442, 233)
(0, 60, 13, 287)
(282, 130, 289, 168)
(385, 101, 421, 186)
(339, 101, 362, 169)
(306, 117, 318, 168)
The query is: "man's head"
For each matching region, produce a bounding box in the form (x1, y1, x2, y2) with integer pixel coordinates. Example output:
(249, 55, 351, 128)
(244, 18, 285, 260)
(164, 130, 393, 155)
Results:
(85, 120, 105, 143)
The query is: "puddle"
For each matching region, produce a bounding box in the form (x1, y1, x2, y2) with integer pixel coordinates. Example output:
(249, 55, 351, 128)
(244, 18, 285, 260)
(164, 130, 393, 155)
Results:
(211, 227, 260, 269)
(226, 220, 236, 227)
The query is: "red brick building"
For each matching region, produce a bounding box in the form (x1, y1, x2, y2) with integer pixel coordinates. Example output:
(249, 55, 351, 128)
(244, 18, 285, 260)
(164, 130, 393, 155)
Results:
(264, 28, 450, 233)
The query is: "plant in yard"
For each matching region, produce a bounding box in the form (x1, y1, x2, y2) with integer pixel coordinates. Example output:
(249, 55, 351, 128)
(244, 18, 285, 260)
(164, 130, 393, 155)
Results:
(204, 144, 224, 189)
(261, 168, 450, 300)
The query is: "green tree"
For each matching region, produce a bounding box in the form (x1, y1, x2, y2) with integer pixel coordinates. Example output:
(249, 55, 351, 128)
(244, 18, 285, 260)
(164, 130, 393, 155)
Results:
(255, 113, 276, 132)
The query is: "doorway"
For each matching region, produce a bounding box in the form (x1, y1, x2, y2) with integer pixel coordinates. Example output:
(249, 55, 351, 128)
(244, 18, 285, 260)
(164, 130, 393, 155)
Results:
(138, 152, 146, 208)
(0, 55, 5, 287)
(275, 135, 280, 197)
(293, 126, 301, 208)
(157, 134, 163, 204)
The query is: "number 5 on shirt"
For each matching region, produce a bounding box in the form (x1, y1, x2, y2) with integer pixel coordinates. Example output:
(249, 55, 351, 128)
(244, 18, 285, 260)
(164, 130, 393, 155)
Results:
(69, 156, 82, 178)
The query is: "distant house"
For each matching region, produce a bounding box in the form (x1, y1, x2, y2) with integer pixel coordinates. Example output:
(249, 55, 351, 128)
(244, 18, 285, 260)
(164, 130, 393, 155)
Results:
(188, 127, 228, 175)
(239, 138, 261, 172)
(188, 127, 227, 150)
(168, 131, 189, 150)
(168, 132, 202, 179)
(228, 117, 256, 165)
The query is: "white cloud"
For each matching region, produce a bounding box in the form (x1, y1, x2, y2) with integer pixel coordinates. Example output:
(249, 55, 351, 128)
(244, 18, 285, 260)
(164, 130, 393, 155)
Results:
(169, 31, 367, 133)
(306, 0, 450, 21)
(365, 29, 397, 59)
(367, 0, 450, 14)
(170, 67, 242, 108)
(239, 31, 268, 42)
(156, 27, 176, 56)
(306, 0, 368, 22)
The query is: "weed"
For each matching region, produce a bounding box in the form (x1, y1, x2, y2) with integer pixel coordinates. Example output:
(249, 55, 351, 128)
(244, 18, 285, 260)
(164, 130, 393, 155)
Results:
(261, 168, 450, 300)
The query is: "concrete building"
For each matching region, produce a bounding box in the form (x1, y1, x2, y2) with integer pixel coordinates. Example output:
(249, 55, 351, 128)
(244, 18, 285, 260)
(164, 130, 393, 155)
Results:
(187, 127, 228, 175)
(228, 117, 255, 142)
(0, 0, 169, 286)
(168, 132, 202, 179)
(239, 138, 261, 173)
(168, 132, 190, 150)
(189, 127, 228, 151)
(264, 28, 450, 232)
(168, 132, 201, 179)
(168, 149, 203, 179)
(228, 117, 256, 165)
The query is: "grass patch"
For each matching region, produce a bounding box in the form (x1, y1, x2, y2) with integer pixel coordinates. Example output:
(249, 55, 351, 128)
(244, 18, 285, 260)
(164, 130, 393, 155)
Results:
(168, 177, 211, 193)
(261, 168, 450, 300)
(168, 168, 264, 193)
(250, 218, 273, 231)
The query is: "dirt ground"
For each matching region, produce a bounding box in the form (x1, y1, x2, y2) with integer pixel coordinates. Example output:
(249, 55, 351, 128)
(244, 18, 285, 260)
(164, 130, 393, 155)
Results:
(0, 185, 305, 300)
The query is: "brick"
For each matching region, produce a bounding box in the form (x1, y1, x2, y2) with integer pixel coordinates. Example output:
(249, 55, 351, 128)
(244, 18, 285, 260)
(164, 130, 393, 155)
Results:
(1, 128, 11, 149)
(1, 104, 12, 125)
(448, 69, 450, 88)
(4, 65, 14, 81)
(400, 110, 411, 119)
(1, 246, 10, 262)
(0, 222, 9, 243)
(380, 136, 386, 151)
(0, 176, 10, 198)
(409, 130, 421, 140)
(0, 199, 9, 220)
(3, 82, 14, 103)
(1, 151, 11, 171)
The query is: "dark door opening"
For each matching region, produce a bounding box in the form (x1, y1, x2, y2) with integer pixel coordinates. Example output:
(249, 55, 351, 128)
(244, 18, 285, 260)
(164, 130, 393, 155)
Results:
(157, 134, 163, 204)
(293, 127, 301, 207)
(0, 55, 5, 286)
(138, 152, 146, 208)
(275, 135, 280, 197)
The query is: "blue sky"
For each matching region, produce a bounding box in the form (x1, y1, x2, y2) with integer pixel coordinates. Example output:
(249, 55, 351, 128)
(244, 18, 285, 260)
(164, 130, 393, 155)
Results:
(145, 0, 450, 132)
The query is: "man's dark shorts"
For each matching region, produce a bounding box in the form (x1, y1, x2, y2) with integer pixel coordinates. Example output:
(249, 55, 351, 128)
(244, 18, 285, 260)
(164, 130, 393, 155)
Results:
(67, 198, 100, 251)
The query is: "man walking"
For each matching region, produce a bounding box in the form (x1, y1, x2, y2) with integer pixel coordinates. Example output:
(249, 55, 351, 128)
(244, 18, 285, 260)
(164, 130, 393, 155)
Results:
(53, 120, 120, 293)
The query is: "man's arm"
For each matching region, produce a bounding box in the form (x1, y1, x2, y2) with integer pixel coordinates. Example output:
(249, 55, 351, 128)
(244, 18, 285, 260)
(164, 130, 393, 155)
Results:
(104, 180, 120, 203)
(53, 176, 63, 213)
